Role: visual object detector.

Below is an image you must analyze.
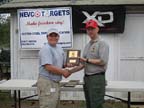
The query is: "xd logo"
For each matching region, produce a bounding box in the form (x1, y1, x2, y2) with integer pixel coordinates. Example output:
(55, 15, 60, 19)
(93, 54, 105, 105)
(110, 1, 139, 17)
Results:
(82, 11, 114, 27)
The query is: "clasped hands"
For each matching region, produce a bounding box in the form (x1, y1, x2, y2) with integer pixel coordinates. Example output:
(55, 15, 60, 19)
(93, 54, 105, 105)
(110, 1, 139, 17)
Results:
(63, 57, 86, 78)
(62, 63, 75, 78)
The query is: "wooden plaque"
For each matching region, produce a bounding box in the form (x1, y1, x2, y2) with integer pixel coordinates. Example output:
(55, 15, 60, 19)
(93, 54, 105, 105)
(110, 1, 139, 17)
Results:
(66, 50, 81, 66)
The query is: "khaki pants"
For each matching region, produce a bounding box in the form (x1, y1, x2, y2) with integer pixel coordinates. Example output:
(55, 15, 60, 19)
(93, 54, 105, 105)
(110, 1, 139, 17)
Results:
(37, 76, 60, 108)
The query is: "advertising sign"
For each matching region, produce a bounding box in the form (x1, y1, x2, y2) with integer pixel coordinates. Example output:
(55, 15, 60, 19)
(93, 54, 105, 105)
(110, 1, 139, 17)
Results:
(18, 7, 73, 49)
(72, 6, 126, 33)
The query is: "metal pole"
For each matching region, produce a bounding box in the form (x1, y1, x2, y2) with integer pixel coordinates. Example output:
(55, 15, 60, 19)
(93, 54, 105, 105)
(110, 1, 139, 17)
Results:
(18, 90, 21, 108)
(14, 90, 17, 108)
(128, 92, 131, 108)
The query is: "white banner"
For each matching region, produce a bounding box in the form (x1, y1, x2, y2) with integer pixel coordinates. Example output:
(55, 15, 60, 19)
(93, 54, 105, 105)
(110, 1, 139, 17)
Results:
(18, 7, 73, 49)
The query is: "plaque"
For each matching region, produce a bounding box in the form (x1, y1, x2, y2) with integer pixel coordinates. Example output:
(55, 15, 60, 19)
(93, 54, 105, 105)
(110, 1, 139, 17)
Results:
(66, 50, 81, 65)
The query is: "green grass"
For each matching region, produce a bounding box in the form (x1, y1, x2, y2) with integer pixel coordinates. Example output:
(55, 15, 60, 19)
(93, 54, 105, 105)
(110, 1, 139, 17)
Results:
(0, 91, 142, 108)
(0, 91, 13, 108)
(59, 100, 128, 108)
(104, 100, 127, 108)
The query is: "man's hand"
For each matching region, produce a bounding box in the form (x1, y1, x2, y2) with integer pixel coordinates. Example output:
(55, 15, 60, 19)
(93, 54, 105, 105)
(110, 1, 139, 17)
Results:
(63, 70, 71, 78)
(65, 63, 75, 67)
(79, 57, 87, 62)
(63, 64, 84, 74)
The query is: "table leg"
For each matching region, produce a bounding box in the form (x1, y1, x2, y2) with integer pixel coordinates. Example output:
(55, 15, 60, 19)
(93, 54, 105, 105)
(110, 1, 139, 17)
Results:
(0, 65, 3, 80)
(128, 92, 131, 108)
(14, 90, 17, 108)
(18, 90, 21, 108)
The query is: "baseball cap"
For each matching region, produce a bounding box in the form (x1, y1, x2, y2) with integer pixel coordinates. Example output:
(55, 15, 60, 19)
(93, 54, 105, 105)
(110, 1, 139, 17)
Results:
(85, 19, 98, 29)
(47, 28, 60, 36)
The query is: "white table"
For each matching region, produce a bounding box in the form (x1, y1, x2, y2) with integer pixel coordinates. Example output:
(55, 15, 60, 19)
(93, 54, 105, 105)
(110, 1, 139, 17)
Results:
(0, 79, 37, 90)
(0, 79, 37, 108)
(61, 80, 144, 108)
(1, 80, 144, 108)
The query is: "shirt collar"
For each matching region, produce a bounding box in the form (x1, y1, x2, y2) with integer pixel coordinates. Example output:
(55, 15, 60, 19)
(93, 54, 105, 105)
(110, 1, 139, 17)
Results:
(89, 36, 100, 44)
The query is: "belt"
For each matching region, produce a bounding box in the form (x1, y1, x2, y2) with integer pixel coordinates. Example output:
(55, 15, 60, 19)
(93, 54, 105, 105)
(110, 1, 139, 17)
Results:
(39, 75, 60, 83)
(85, 72, 105, 77)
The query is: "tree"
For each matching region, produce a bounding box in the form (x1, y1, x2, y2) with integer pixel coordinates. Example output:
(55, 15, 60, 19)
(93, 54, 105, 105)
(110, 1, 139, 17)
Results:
(0, 14, 10, 48)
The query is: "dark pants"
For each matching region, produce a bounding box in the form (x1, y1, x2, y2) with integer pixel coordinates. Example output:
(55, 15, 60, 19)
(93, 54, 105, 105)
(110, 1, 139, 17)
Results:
(83, 74, 105, 108)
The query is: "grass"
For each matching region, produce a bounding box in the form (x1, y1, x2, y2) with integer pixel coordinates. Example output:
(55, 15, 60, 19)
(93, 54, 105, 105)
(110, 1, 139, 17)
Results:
(0, 90, 128, 108)
(0, 91, 13, 108)
(0, 91, 143, 108)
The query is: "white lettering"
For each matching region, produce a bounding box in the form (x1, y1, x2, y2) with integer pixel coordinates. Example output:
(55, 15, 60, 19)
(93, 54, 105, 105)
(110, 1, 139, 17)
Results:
(82, 11, 114, 27)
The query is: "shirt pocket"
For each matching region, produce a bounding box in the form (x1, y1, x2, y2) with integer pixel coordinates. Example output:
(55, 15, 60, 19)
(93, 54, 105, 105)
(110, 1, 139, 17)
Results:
(88, 51, 99, 58)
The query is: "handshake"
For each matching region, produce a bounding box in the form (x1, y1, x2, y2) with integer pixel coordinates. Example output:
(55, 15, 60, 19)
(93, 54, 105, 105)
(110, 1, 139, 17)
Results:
(62, 59, 85, 78)
(62, 65, 78, 78)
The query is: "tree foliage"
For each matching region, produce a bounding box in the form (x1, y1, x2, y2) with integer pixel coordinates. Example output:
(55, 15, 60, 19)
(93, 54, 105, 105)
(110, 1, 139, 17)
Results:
(0, 14, 10, 48)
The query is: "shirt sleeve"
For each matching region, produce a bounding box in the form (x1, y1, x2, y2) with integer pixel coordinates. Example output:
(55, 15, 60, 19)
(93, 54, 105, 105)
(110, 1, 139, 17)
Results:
(39, 47, 53, 66)
(99, 41, 109, 65)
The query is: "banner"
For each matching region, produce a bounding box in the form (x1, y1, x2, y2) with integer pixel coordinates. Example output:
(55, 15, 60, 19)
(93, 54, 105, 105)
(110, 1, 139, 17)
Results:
(72, 6, 126, 33)
(18, 7, 73, 49)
